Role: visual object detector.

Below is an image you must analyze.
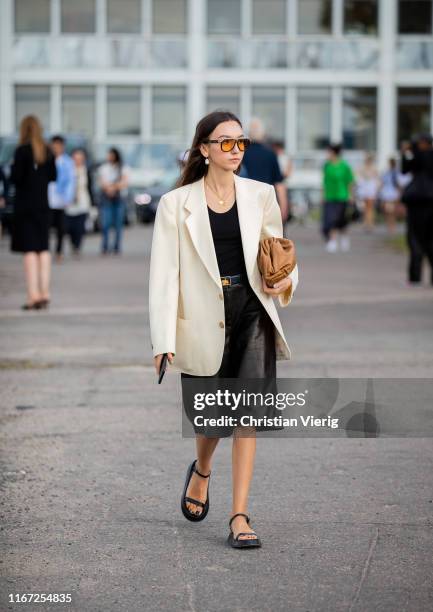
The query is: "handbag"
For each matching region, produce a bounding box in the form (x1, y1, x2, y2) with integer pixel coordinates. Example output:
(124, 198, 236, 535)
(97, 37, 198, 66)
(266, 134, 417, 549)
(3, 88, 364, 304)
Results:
(346, 200, 362, 222)
(257, 237, 296, 288)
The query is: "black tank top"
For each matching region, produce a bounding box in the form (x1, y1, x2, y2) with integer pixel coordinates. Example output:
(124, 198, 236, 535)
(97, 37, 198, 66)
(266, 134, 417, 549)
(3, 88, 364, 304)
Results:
(207, 200, 247, 277)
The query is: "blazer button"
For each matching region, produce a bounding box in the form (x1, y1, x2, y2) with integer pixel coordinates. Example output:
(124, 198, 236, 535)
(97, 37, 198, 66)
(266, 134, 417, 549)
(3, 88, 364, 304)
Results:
(219, 321, 224, 328)
(219, 293, 223, 300)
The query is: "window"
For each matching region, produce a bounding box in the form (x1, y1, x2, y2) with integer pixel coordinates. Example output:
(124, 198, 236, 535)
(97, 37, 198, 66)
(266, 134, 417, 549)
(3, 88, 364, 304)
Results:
(153, 0, 187, 34)
(206, 87, 241, 117)
(343, 87, 377, 150)
(397, 88, 431, 145)
(15, 0, 50, 33)
(62, 86, 95, 138)
(152, 86, 186, 139)
(251, 87, 285, 140)
(252, 0, 286, 34)
(344, 0, 378, 35)
(207, 0, 241, 35)
(61, 0, 96, 33)
(107, 0, 141, 34)
(398, 1, 432, 34)
(298, 0, 332, 35)
(297, 88, 331, 150)
(15, 85, 50, 131)
(107, 87, 141, 136)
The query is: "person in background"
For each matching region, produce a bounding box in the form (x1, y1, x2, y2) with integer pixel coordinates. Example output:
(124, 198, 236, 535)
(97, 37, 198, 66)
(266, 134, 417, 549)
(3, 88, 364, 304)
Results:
(10, 115, 57, 310)
(241, 118, 289, 223)
(0, 165, 8, 238)
(65, 148, 94, 258)
(356, 153, 380, 232)
(379, 158, 401, 235)
(48, 135, 76, 263)
(271, 139, 293, 222)
(97, 148, 130, 256)
(271, 139, 293, 180)
(400, 134, 433, 286)
(322, 143, 355, 253)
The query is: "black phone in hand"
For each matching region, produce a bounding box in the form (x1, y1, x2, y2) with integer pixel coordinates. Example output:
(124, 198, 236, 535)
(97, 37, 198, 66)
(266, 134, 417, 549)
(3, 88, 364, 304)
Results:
(158, 353, 168, 384)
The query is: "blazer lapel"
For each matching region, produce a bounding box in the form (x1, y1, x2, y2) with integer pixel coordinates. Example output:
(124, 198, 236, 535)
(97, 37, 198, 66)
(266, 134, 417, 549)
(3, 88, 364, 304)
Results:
(184, 174, 262, 288)
(233, 173, 263, 278)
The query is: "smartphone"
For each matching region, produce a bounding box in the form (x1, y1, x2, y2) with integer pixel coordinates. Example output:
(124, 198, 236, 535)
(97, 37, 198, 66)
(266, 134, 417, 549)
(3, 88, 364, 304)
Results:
(158, 353, 168, 384)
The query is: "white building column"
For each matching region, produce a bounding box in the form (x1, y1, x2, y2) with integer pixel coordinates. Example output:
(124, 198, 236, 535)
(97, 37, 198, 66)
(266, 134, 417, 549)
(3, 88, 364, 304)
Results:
(188, 0, 206, 141)
(95, 85, 106, 144)
(241, 86, 251, 130)
(331, 87, 342, 144)
(51, 84, 62, 133)
(378, 0, 397, 170)
(0, 0, 14, 134)
(286, 86, 296, 155)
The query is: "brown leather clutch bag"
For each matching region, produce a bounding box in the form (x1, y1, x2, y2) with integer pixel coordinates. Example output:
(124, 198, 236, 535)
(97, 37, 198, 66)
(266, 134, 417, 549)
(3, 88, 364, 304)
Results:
(257, 237, 297, 287)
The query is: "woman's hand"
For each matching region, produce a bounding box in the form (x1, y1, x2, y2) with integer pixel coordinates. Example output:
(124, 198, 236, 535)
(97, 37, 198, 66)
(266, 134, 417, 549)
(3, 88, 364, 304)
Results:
(261, 275, 292, 296)
(154, 352, 174, 375)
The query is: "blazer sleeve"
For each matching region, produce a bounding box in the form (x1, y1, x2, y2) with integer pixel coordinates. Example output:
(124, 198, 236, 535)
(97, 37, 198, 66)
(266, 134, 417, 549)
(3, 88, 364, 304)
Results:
(260, 184, 299, 308)
(148, 194, 179, 357)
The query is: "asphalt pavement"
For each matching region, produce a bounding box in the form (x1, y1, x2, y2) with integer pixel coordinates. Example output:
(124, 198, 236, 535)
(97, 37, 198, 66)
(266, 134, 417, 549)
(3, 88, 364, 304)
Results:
(1, 218, 432, 612)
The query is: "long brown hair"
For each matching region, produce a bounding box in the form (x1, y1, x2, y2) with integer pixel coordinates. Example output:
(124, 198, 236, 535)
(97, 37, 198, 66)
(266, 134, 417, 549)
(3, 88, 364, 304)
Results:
(18, 115, 48, 165)
(176, 110, 243, 188)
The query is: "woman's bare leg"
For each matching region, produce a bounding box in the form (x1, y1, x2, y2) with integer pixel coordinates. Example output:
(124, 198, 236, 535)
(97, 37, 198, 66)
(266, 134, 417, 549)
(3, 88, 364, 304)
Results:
(363, 198, 375, 230)
(23, 252, 42, 304)
(185, 434, 220, 515)
(230, 428, 258, 540)
(38, 250, 51, 300)
(384, 201, 397, 235)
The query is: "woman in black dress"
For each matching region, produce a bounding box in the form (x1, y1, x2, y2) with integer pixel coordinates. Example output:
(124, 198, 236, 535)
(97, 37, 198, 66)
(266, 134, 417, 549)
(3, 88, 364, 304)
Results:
(10, 115, 57, 310)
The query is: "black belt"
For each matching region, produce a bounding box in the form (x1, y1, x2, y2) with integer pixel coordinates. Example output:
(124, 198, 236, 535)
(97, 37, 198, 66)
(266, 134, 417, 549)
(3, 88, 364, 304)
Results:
(220, 273, 248, 287)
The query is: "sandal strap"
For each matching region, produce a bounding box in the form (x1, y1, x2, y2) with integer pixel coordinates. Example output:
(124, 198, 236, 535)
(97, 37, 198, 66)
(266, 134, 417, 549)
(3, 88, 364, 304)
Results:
(184, 496, 205, 508)
(235, 532, 257, 541)
(229, 513, 250, 529)
(193, 460, 211, 479)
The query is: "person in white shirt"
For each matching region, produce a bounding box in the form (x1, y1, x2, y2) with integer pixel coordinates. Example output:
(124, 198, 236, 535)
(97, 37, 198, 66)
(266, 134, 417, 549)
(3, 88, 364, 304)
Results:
(65, 149, 94, 257)
(97, 148, 130, 255)
(356, 153, 380, 232)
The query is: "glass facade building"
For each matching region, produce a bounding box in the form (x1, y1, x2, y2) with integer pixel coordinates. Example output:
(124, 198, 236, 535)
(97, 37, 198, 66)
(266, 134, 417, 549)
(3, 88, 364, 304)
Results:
(1, 0, 432, 171)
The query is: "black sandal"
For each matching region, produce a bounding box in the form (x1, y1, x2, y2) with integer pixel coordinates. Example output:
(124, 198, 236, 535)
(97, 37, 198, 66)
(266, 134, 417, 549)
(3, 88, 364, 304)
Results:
(181, 459, 211, 522)
(21, 301, 42, 311)
(227, 513, 262, 549)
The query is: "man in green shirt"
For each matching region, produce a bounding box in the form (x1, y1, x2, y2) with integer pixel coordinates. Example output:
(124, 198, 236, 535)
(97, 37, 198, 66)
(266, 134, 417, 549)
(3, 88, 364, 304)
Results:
(322, 143, 355, 252)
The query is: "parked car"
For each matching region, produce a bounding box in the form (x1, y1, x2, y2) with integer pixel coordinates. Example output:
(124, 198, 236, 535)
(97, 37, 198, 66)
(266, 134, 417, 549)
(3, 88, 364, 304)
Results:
(133, 167, 181, 224)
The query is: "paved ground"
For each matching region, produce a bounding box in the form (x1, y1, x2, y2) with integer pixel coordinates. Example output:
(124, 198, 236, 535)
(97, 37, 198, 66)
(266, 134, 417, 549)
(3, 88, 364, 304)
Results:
(1, 218, 432, 612)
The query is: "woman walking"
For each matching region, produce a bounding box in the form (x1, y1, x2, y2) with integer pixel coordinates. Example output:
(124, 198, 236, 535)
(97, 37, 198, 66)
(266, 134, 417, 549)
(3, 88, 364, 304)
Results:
(379, 158, 401, 235)
(97, 148, 129, 255)
(10, 115, 57, 310)
(356, 153, 380, 232)
(65, 148, 94, 257)
(149, 111, 299, 548)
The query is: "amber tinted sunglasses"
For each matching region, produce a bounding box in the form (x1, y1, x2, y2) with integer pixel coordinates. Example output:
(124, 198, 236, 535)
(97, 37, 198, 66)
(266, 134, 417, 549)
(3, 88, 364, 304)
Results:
(203, 137, 251, 152)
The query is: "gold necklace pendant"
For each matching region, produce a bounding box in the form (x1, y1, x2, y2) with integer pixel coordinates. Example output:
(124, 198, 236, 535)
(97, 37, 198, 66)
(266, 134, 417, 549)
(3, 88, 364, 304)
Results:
(205, 180, 234, 207)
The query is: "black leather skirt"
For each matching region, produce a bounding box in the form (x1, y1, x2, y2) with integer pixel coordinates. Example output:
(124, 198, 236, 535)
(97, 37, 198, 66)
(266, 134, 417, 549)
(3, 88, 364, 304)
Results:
(181, 277, 280, 437)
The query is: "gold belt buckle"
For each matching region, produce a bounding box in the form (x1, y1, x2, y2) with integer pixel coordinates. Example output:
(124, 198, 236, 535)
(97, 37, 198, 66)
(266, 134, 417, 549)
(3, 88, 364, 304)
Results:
(221, 277, 231, 286)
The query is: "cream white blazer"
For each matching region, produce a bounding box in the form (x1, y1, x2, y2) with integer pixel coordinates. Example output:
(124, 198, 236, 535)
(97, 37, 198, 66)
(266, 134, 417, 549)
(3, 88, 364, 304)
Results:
(148, 173, 299, 376)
